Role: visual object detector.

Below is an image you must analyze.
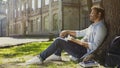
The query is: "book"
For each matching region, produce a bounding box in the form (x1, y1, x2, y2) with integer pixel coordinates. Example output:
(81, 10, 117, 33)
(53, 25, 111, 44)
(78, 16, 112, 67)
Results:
(79, 60, 99, 67)
(64, 35, 73, 41)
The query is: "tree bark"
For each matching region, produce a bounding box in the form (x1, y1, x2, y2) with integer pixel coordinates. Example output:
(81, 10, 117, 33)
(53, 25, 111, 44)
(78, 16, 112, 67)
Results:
(85, 0, 120, 65)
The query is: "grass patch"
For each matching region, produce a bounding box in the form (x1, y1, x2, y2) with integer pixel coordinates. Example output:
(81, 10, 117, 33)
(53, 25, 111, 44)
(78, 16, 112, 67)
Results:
(0, 41, 103, 68)
(0, 41, 78, 68)
(0, 42, 52, 58)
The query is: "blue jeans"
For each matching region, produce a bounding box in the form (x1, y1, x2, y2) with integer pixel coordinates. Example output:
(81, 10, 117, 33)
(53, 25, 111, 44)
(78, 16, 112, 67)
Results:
(39, 37, 87, 60)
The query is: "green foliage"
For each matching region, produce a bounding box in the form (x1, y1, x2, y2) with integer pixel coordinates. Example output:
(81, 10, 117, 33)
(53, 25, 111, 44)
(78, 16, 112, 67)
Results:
(0, 42, 52, 58)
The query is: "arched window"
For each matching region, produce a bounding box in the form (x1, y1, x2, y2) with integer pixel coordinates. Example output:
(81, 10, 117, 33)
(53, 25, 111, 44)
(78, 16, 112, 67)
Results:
(44, 16, 50, 31)
(37, 18, 41, 32)
(30, 20, 33, 32)
(53, 14, 58, 31)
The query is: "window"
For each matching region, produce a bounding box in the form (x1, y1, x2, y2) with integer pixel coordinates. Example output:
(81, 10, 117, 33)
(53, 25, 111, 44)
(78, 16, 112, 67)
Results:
(33, 20, 37, 32)
(44, 16, 50, 31)
(32, 0, 35, 10)
(53, 14, 58, 31)
(54, 0, 58, 1)
(26, 3, 28, 9)
(14, 9, 16, 18)
(38, 0, 41, 8)
(30, 20, 33, 32)
(17, 7, 20, 17)
(37, 18, 41, 32)
(45, 0, 49, 5)
(6, 9, 8, 14)
(21, 5, 24, 11)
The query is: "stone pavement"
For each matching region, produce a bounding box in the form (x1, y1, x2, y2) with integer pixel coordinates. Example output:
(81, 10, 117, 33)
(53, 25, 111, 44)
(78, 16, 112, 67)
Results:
(0, 37, 48, 48)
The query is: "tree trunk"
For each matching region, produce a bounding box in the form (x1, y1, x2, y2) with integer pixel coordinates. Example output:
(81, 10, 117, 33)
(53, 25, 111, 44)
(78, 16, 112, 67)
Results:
(86, 0, 120, 65)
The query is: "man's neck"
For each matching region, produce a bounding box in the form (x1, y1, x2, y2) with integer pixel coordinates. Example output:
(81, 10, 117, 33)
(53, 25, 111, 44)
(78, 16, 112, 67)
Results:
(94, 18, 102, 23)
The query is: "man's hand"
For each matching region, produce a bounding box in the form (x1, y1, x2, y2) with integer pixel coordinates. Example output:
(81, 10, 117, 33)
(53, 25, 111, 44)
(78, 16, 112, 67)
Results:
(59, 30, 76, 38)
(67, 35, 75, 41)
(59, 30, 68, 38)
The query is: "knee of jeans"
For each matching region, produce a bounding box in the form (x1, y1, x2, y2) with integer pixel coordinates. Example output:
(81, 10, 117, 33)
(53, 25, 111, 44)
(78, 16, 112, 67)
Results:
(56, 37, 65, 41)
(55, 37, 66, 42)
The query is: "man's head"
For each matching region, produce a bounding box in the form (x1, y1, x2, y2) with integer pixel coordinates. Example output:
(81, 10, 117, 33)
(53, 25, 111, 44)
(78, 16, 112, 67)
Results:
(90, 6, 104, 22)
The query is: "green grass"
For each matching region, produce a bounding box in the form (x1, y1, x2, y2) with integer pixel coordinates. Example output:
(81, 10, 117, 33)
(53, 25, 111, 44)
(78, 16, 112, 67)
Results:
(0, 41, 78, 68)
(0, 42, 52, 58)
(0, 41, 104, 68)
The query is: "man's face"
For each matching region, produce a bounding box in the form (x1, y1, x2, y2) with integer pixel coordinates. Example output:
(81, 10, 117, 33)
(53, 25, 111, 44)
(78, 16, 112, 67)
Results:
(89, 9, 99, 22)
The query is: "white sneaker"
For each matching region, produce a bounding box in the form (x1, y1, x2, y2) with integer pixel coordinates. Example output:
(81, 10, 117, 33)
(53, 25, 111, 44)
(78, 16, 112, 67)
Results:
(46, 54, 62, 61)
(69, 55, 78, 61)
(25, 56, 43, 65)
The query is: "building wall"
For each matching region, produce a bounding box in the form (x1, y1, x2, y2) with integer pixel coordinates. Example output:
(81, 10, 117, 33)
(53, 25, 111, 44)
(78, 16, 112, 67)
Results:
(79, 0, 90, 30)
(7, 0, 62, 36)
(0, 1, 7, 14)
(62, 0, 80, 30)
(0, 1, 7, 36)
(62, 0, 101, 30)
(6, 0, 101, 37)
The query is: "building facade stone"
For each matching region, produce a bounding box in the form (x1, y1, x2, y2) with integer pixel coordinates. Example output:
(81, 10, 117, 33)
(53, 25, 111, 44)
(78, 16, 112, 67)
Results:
(6, 0, 101, 36)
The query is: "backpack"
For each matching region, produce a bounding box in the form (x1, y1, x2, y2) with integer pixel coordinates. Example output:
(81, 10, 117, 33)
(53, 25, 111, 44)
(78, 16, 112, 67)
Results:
(105, 36, 120, 67)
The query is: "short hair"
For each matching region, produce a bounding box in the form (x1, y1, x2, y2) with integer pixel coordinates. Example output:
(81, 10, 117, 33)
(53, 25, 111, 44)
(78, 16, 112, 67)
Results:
(91, 6, 105, 19)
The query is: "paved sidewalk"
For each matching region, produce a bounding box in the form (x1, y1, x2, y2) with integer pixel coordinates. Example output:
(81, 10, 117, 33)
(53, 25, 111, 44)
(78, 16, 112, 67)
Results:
(0, 37, 48, 48)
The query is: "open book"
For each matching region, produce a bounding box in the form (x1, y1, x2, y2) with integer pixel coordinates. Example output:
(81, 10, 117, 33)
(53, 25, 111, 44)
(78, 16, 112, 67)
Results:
(79, 60, 99, 67)
(64, 35, 73, 41)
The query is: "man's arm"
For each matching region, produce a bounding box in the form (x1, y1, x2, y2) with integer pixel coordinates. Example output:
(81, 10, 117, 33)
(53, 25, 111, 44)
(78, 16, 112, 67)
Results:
(59, 28, 88, 38)
(59, 30, 76, 38)
(69, 25, 107, 50)
(69, 38, 89, 48)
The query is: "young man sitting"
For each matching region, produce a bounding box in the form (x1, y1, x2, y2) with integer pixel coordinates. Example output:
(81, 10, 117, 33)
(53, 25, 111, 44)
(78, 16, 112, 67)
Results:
(25, 6, 107, 65)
